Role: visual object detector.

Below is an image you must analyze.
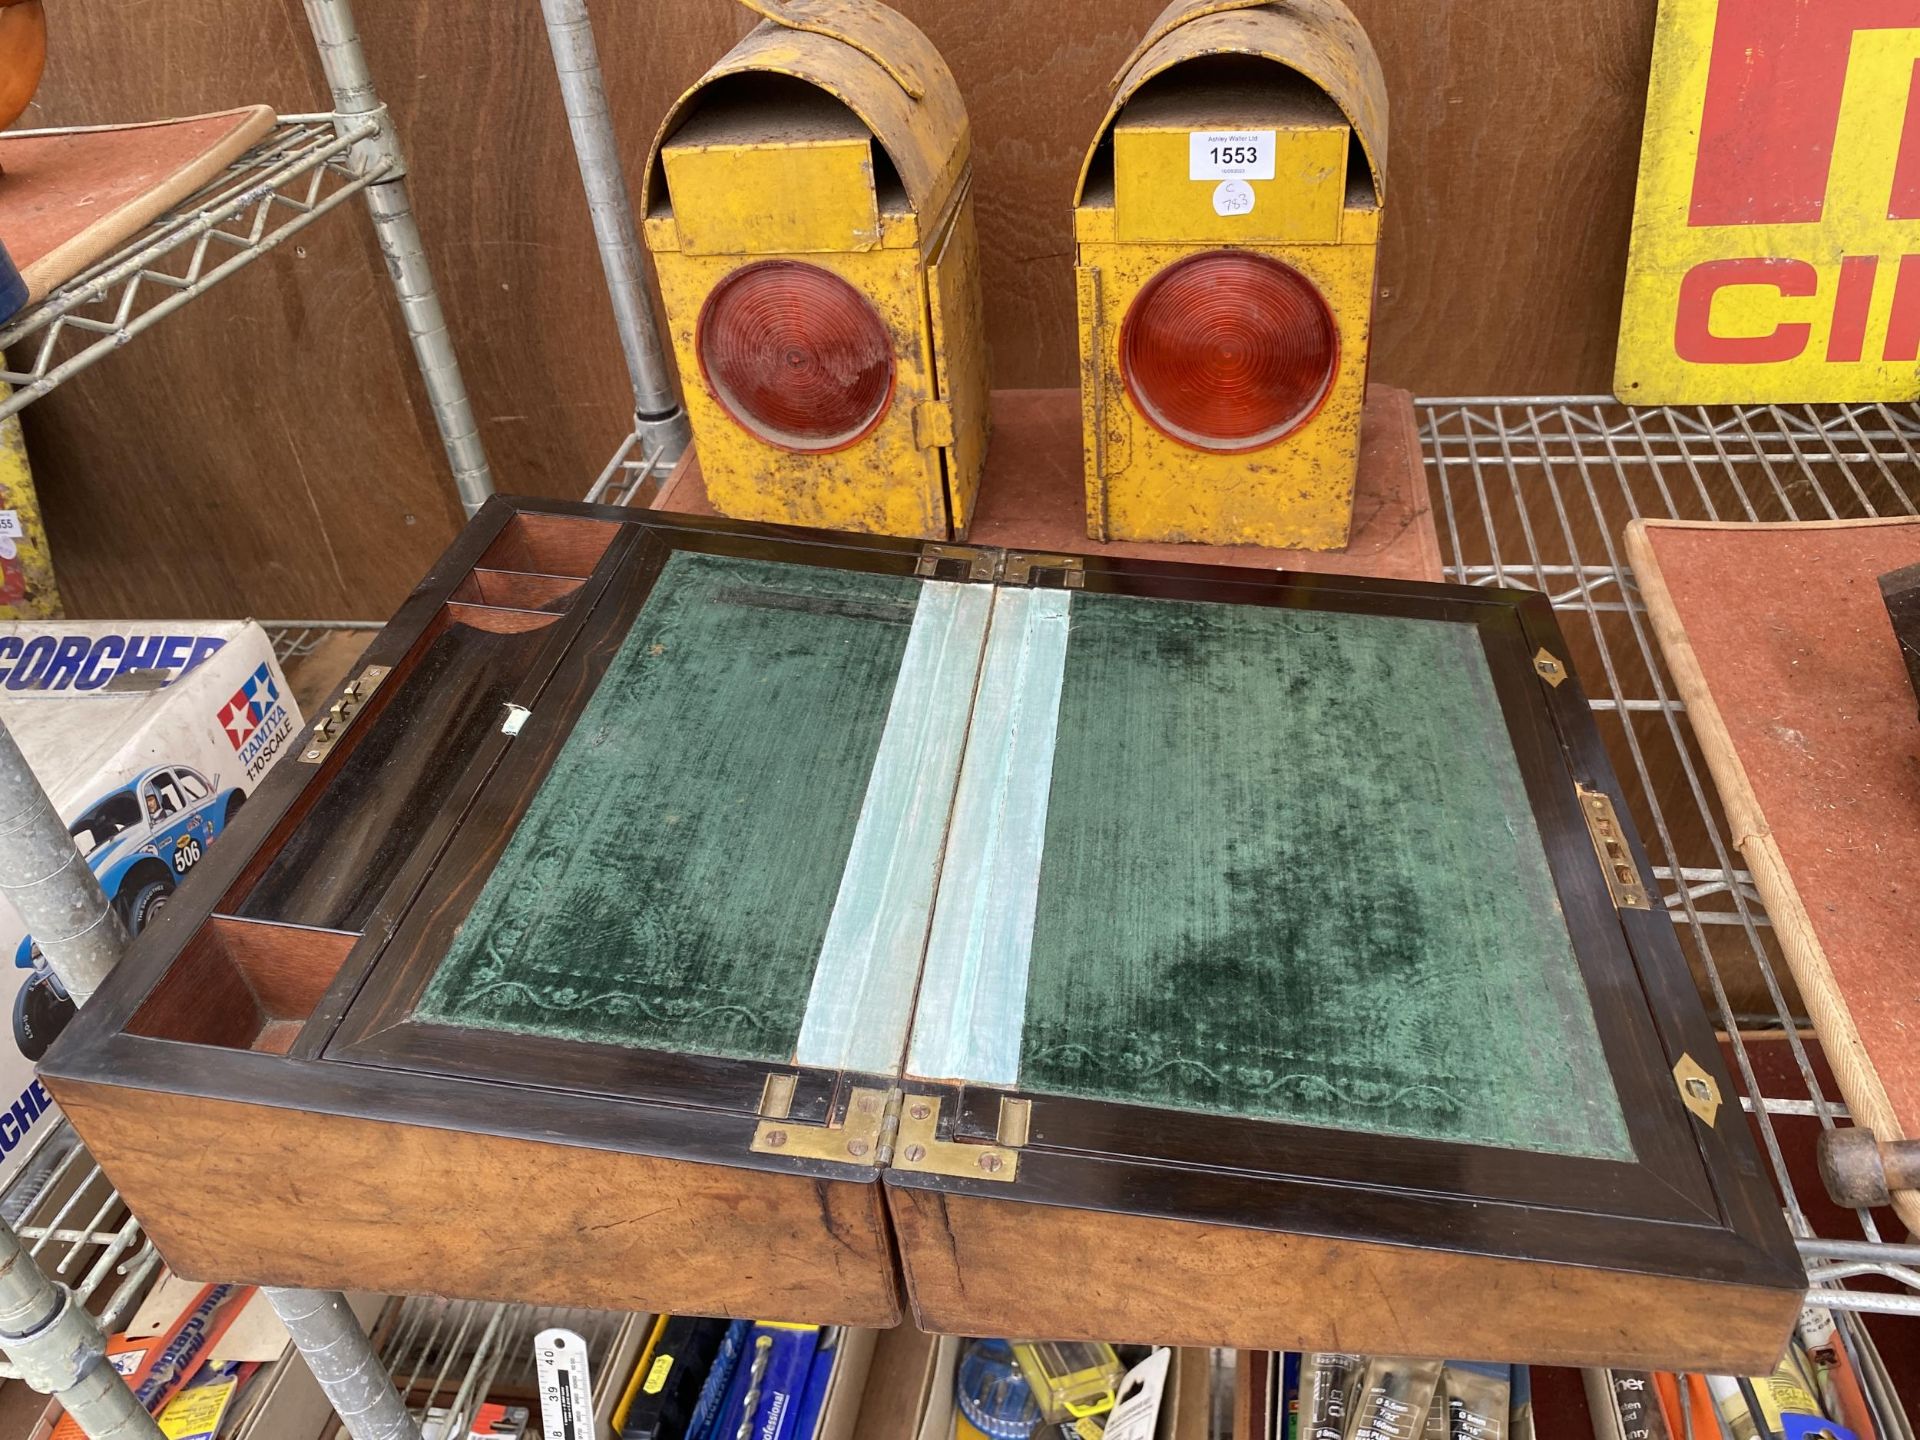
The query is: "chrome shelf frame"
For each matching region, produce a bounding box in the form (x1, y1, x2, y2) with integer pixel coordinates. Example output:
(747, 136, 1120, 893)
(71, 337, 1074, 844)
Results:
(1419, 396, 1920, 1319)
(379, 1297, 633, 1439)
(0, 117, 382, 420)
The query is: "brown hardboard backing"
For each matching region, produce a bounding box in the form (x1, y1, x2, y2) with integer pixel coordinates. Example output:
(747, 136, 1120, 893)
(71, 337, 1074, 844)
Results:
(1627, 516, 1920, 1234)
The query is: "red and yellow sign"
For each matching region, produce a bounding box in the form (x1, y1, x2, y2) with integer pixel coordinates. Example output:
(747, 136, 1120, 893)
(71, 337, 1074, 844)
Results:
(1618, 0, 1920, 402)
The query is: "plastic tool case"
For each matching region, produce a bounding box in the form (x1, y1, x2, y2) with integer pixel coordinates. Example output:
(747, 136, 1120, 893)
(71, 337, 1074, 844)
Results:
(40, 499, 1802, 1371)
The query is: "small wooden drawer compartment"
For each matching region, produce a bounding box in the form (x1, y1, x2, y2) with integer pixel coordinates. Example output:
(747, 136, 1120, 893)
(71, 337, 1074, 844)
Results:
(449, 568, 586, 615)
(127, 916, 354, 1054)
(476, 512, 620, 578)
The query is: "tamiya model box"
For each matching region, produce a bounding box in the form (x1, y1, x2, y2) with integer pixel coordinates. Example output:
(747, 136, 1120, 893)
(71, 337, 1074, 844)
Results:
(0, 621, 301, 1183)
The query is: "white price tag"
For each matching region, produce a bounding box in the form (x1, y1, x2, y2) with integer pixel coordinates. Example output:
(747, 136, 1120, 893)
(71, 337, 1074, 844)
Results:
(1190, 130, 1275, 181)
(535, 1327, 597, 1440)
(0, 510, 23, 539)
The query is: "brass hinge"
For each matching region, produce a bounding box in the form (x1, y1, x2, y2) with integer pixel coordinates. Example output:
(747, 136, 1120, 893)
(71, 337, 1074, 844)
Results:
(1004, 552, 1087, 589)
(1673, 1053, 1722, 1126)
(1533, 649, 1569, 687)
(299, 664, 392, 764)
(1576, 783, 1652, 911)
(913, 400, 956, 450)
(916, 543, 999, 583)
(751, 1082, 895, 1166)
(892, 1093, 1020, 1183)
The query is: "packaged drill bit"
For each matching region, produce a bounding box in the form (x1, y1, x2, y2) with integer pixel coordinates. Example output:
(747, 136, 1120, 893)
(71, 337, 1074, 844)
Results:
(715, 1325, 821, 1440)
(1305, 1354, 1364, 1440)
(1442, 1364, 1509, 1440)
(1345, 1358, 1443, 1440)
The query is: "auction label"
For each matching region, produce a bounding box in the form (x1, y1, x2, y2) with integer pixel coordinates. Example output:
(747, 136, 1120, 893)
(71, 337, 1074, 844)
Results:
(1190, 130, 1275, 181)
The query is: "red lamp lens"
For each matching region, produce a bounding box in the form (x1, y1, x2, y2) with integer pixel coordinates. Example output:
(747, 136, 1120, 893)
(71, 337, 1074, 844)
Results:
(1119, 250, 1339, 452)
(697, 261, 896, 452)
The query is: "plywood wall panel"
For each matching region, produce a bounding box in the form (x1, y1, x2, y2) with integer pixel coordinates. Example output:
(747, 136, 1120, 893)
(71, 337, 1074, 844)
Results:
(17, 0, 1654, 617)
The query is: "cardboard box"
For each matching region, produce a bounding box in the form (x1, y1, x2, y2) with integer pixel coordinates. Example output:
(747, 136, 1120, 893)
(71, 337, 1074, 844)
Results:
(0, 621, 300, 1183)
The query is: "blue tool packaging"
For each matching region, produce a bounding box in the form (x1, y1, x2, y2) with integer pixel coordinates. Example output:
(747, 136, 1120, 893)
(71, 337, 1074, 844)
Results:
(711, 1324, 822, 1440)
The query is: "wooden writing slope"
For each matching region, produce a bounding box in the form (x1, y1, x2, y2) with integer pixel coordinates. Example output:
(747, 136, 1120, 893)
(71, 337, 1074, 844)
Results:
(41, 499, 1802, 1373)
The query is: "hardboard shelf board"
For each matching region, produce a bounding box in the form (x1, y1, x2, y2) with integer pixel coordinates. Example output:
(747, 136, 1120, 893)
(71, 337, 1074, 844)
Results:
(37, 498, 1800, 1371)
(652, 384, 1445, 585)
(0, 106, 277, 304)
(1625, 516, 1920, 1235)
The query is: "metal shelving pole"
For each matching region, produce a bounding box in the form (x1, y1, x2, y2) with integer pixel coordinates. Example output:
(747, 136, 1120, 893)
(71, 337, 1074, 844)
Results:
(0, 723, 159, 1439)
(302, 0, 493, 516)
(538, 0, 690, 503)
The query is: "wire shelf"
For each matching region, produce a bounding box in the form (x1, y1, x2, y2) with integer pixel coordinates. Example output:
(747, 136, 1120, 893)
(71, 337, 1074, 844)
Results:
(264, 618, 383, 665)
(0, 115, 387, 421)
(0, 1122, 161, 1381)
(585, 429, 677, 508)
(1418, 396, 1920, 1320)
(377, 1297, 634, 1437)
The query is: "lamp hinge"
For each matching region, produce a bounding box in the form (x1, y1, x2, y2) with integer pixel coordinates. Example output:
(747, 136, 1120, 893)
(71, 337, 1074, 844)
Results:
(893, 1093, 1021, 1183)
(1576, 783, 1652, 911)
(751, 1082, 895, 1166)
(913, 399, 956, 450)
(1004, 552, 1086, 589)
(300, 664, 392, 764)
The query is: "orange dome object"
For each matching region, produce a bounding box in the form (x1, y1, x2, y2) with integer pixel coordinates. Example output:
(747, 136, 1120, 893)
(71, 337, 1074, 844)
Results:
(0, 0, 46, 135)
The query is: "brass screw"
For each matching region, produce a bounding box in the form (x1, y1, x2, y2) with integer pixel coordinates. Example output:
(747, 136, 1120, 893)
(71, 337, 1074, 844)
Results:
(856, 1094, 878, 1114)
(765, 1130, 787, 1148)
(978, 1152, 1004, 1173)
(910, 1103, 931, 1120)
(847, 1139, 869, 1157)
(904, 1144, 926, 1162)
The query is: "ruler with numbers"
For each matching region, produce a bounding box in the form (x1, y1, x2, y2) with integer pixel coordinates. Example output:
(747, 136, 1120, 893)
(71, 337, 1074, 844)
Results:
(535, 1327, 597, 1440)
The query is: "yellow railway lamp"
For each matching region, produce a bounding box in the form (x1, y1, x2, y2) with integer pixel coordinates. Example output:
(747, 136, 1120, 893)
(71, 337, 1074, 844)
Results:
(1074, 0, 1388, 550)
(643, 0, 989, 541)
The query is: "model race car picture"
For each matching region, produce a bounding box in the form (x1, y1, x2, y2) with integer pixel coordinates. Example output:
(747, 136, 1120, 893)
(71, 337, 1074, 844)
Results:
(13, 763, 246, 1058)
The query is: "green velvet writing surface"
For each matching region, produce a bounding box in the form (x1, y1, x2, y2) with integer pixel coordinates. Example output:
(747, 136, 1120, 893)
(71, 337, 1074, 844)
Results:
(417, 552, 919, 1063)
(1019, 593, 1633, 1161)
